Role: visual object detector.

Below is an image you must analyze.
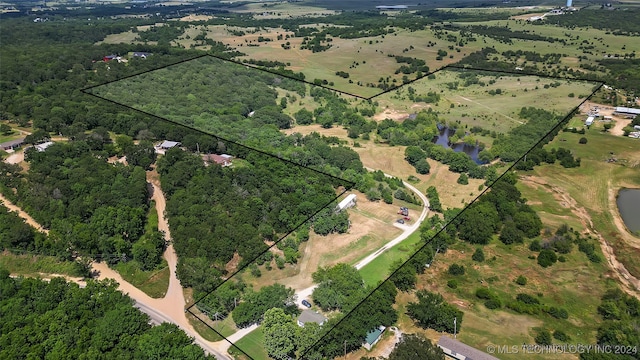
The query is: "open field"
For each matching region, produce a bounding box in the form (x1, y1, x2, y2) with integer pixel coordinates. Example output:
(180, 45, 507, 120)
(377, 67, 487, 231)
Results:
(358, 230, 423, 286)
(230, 1, 336, 18)
(409, 235, 616, 360)
(244, 190, 409, 292)
(374, 70, 598, 137)
(528, 130, 640, 284)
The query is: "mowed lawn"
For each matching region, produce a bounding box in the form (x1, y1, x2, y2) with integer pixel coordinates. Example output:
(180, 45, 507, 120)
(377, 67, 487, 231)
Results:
(229, 326, 269, 360)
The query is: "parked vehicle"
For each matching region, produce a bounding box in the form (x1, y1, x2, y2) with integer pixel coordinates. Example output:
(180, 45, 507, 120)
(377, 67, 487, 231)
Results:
(396, 219, 405, 224)
(302, 299, 312, 308)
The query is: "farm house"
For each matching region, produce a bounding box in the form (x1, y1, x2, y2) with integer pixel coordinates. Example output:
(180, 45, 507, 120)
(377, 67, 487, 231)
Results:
(336, 193, 357, 212)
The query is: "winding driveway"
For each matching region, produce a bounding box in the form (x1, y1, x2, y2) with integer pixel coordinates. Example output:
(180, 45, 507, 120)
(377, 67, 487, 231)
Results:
(294, 170, 429, 309)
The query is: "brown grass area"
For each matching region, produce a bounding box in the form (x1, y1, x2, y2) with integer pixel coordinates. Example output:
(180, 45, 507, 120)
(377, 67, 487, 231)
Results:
(246, 194, 403, 291)
(282, 124, 350, 138)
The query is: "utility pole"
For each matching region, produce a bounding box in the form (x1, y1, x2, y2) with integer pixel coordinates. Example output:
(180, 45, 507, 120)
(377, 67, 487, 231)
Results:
(454, 317, 457, 339)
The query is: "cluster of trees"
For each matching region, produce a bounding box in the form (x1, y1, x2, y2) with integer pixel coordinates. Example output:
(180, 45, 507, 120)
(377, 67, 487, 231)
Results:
(312, 263, 366, 312)
(455, 173, 542, 245)
(390, 55, 430, 76)
(156, 146, 344, 293)
(262, 308, 323, 360)
(0, 272, 211, 359)
(460, 25, 558, 44)
(362, 334, 445, 360)
(514, 145, 581, 170)
(425, 186, 443, 212)
(231, 284, 297, 328)
(404, 146, 431, 174)
(303, 281, 399, 359)
(0, 141, 155, 266)
(407, 290, 463, 333)
(528, 224, 601, 267)
(491, 107, 565, 163)
(587, 288, 640, 359)
(0, 203, 46, 253)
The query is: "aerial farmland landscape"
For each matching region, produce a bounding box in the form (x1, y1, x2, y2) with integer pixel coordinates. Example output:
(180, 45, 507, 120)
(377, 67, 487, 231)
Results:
(0, 0, 639, 359)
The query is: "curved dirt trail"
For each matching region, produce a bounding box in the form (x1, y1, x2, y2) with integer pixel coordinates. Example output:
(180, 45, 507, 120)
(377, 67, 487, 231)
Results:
(0, 192, 48, 234)
(521, 176, 640, 298)
(91, 172, 231, 359)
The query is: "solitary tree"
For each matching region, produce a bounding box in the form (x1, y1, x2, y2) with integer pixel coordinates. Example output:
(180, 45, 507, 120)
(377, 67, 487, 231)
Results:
(389, 334, 445, 360)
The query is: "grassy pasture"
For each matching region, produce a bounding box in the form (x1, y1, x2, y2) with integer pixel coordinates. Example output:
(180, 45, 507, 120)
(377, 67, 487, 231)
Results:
(230, 1, 336, 18)
(375, 70, 597, 137)
(529, 130, 640, 278)
(409, 234, 615, 359)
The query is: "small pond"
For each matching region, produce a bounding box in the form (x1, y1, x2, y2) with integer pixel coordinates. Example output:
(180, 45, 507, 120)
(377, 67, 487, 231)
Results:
(617, 188, 640, 234)
(432, 127, 483, 164)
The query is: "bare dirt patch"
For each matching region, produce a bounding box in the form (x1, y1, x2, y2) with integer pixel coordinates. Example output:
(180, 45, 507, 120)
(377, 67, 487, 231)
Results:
(521, 175, 640, 297)
(247, 193, 403, 292)
(178, 14, 213, 22)
(373, 108, 410, 121)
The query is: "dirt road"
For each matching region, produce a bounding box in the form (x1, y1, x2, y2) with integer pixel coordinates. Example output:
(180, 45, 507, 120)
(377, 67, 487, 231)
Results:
(521, 175, 640, 297)
(0, 192, 48, 234)
(89, 172, 232, 359)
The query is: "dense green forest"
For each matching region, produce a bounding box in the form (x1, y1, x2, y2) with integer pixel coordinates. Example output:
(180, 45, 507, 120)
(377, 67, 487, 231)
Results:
(156, 145, 349, 294)
(0, 141, 159, 265)
(0, 271, 212, 359)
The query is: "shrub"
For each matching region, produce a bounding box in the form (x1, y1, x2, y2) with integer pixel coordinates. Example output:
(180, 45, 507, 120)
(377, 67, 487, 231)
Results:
(579, 137, 588, 144)
(476, 288, 491, 299)
(553, 330, 570, 342)
(546, 306, 569, 319)
(535, 329, 552, 345)
(537, 249, 558, 268)
(485, 299, 502, 309)
(472, 248, 485, 262)
(515, 275, 527, 286)
(447, 279, 458, 289)
(516, 293, 540, 305)
(448, 263, 465, 275)
(529, 239, 542, 251)
(457, 173, 469, 185)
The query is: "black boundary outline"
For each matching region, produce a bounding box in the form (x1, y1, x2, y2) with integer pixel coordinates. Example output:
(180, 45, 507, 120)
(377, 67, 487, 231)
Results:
(300, 80, 604, 359)
(81, 55, 604, 359)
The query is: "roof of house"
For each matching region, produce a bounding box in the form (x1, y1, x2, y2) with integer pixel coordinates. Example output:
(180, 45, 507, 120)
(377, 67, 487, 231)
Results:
(585, 116, 595, 125)
(205, 154, 232, 164)
(364, 326, 385, 345)
(132, 52, 151, 57)
(159, 140, 180, 148)
(337, 193, 357, 210)
(104, 54, 118, 59)
(437, 336, 499, 360)
(35, 141, 54, 152)
(0, 138, 25, 148)
(298, 310, 327, 325)
(615, 107, 640, 115)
